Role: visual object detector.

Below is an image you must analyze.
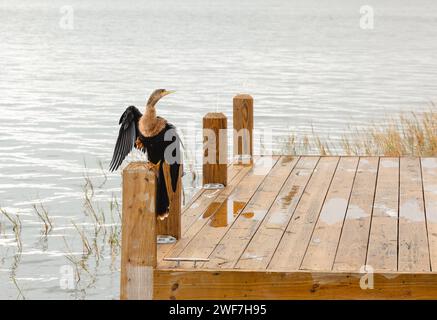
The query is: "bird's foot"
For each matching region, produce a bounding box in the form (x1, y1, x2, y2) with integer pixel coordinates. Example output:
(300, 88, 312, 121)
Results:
(135, 137, 144, 150)
(157, 211, 169, 220)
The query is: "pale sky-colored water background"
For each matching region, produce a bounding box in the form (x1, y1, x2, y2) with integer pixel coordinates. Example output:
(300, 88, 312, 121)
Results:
(0, 0, 436, 299)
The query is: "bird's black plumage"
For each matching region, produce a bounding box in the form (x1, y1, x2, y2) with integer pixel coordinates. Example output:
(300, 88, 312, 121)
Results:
(109, 106, 142, 172)
(109, 104, 182, 216)
(139, 122, 181, 214)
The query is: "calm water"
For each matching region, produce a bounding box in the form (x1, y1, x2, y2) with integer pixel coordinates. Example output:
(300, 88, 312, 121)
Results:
(0, 0, 436, 299)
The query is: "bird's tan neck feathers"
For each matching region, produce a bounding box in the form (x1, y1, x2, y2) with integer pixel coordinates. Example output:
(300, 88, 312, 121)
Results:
(139, 105, 167, 137)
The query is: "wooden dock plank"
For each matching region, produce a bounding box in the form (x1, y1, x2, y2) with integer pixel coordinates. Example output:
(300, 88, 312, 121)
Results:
(236, 157, 319, 270)
(367, 158, 399, 272)
(203, 156, 300, 269)
(398, 157, 430, 272)
(182, 159, 248, 213)
(422, 158, 437, 271)
(268, 157, 340, 270)
(158, 163, 253, 265)
(160, 156, 279, 268)
(300, 157, 359, 271)
(180, 164, 245, 231)
(154, 269, 437, 300)
(333, 157, 379, 271)
(157, 163, 249, 262)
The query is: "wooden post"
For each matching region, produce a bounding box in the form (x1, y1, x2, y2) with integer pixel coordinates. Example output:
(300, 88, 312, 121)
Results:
(120, 162, 158, 300)
(156, 163, 182, 239)
(203, 112, 228, 187)
(233, 94, 253, 164)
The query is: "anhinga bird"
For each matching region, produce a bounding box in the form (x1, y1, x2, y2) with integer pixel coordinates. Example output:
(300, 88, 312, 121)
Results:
(109, 89, 182, 218)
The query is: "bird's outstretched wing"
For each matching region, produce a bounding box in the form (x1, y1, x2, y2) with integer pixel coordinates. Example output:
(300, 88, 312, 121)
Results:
(109, 106, 143, 172)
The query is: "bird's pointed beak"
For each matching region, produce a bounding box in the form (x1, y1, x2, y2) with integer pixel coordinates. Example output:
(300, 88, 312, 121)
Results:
(162, 90, 176, 97)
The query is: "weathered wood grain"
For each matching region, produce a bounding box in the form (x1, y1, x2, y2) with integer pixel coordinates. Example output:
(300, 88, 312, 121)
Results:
(301, 157, 359, 271)
(421, 158, 437, 270)
(233, 94, 253, 163)
(204, 156, 299, 269)
(398, 157, 430, 271)
(367, 158, 399, 272)
(236, 157, 319, 270)
(203, 112, 227, 186)
(121, 162, 157, 300)
(268, 157, 340, 270)
(154, 269, 437, 300)
(333, 157, 379, 271)
(161, 156, 279, 268)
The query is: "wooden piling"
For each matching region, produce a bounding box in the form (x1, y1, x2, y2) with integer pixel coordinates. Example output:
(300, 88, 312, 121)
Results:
(203, 112, 228, 187)
(120, 162, 158, 300)
(156, 162, 182, 239)
(233, 94, 253, 163)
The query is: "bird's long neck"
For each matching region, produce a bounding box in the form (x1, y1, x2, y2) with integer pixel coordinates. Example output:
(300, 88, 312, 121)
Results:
(139, 102, 167, 137)
(142, 103, 158, 129)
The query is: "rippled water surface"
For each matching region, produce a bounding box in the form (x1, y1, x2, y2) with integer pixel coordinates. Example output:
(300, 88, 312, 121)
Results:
(0, 0, 436, 299)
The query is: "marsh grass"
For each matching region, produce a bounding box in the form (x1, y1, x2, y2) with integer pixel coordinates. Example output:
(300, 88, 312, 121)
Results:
(12, 277, 25, 300)
(281, 108, 437, 156)
(32, 202, 53, 235)
(97, 160, 108, 188)
(63, 236, 91, 285)
(72, 221, 93, 256)
(59, 161, 125, 293)
(108, 194, 121, 258)
(0, 207, 25, 298)
(0, 208, 22, 252)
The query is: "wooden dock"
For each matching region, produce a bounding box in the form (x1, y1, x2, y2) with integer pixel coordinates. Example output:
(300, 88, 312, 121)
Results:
(120, 95, 437, 300)
(150, 156, 437, 299)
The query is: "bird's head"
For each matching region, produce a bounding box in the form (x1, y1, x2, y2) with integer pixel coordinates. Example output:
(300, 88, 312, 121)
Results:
(146, 89, 175, 107)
